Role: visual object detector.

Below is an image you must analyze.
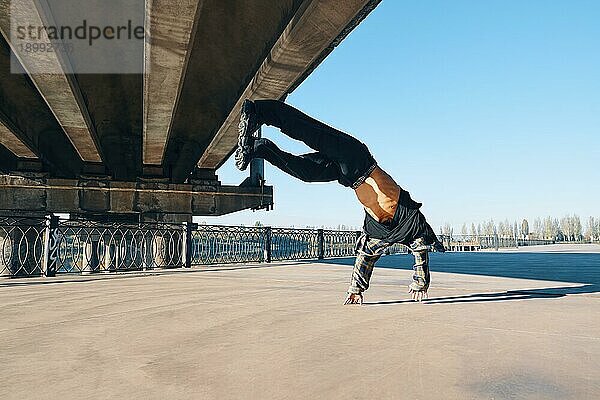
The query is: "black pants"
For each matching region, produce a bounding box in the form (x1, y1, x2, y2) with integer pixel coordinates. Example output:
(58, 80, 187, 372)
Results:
(251, 100, 377, 188)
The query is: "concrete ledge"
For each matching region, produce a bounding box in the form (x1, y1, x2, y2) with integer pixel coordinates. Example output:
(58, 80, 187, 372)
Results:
(0, 174, 273, 216)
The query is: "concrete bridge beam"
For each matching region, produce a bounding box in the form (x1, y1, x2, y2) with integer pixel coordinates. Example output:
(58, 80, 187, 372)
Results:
(0, 174, 273, 218)
(0, 0, 103, 163)
(0, 35, 84, 177)
(162, 0, 307, 182)
(0, 121, 37, 159)
(0, 0, 382, 216)
(143, 0, 202, 166)
(198, 0, 382, 170)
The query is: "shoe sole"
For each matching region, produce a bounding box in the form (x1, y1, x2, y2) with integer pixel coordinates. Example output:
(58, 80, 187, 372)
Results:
(236, 102, 258, 171)
(238, 118, 249, 147)
(238, 107, 256, 147)
(235, 147, 251, 171)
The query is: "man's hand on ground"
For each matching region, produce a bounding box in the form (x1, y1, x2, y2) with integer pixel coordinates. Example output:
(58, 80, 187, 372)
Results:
(409, 288, 428, 302)
(343, 293, 363, 305)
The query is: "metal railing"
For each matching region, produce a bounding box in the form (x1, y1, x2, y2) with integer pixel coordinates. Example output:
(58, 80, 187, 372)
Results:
(438, 234, 555, 251)
(1, 215, 408, 278)
(0, 216, 47, 277)
(52, 220, 185, 273)
(190, 225, 266, 265)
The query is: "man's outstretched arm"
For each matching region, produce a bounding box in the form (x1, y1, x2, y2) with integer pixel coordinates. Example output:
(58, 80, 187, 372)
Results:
(344, 233, 387, 305)
(407, 238, 431, 302)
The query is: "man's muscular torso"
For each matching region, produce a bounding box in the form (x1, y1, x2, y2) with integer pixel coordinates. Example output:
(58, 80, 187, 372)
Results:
(354, 166, 401, 223)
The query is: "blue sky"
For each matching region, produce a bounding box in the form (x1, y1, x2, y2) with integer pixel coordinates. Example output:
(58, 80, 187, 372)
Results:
(200, 0, 600, 230)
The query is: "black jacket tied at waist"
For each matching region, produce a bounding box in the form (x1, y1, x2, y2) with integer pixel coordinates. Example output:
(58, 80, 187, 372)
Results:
(363, 190, 438, 246)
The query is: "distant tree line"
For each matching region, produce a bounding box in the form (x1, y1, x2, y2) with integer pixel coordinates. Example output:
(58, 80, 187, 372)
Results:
(442, 215, 600, 242)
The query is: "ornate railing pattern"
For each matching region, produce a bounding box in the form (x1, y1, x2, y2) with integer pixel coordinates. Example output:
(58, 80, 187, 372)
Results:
(271, 228, 320, 261)
(439, 234, 555, 251)
(0, 216, 47, 277)
(4, 215, 566, 278)
(323, 230, 359, 258)
(1, 216, 407, 278)
(51, 221, 185, 273)
(190, 225, 266, 265)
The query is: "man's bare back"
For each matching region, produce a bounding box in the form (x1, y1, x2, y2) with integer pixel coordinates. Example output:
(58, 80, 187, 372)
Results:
(354, 166, 401, 223)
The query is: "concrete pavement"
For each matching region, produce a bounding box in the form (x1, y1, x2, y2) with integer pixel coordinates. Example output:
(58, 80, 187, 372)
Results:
(1, 260, 599, 399)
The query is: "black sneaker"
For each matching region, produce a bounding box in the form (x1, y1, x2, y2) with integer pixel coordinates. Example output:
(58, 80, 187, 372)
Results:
(238, 99, 260, 148)
(235, 99, 260, 171)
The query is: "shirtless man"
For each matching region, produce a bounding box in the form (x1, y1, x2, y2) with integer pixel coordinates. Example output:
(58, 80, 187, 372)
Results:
(235, 99, 445, 304)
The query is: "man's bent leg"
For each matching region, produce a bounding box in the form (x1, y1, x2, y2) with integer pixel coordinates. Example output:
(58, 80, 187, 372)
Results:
(254, 100, 363, 157)
(253, 138, 341, 183)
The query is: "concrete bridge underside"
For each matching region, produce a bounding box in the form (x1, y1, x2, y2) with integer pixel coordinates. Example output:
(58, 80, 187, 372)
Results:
(0, 0, 381, 221)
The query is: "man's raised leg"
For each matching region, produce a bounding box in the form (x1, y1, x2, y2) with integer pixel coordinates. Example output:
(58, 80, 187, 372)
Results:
(237, 99, 376, 187)
(251, 138, 341, 183)
(253, 100, 368, 162)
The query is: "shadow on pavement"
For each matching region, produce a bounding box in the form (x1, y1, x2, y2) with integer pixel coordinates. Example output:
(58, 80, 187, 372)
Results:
(320, 252, 600, 286)
(324, 252, 600, 303)
(365, 284, 599, 306)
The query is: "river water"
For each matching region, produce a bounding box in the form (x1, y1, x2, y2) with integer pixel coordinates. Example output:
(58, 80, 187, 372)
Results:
(326, 251, 600, 286)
